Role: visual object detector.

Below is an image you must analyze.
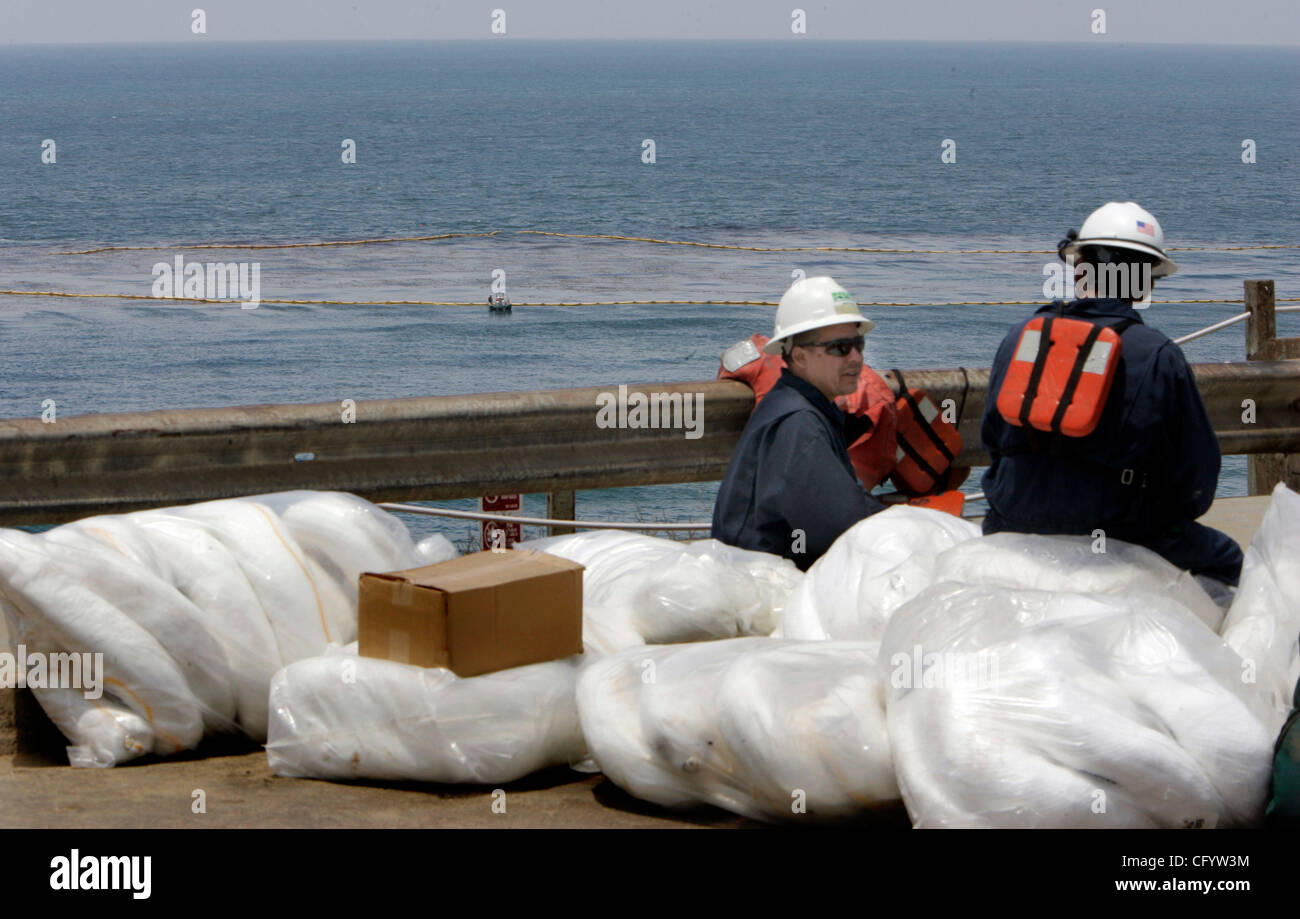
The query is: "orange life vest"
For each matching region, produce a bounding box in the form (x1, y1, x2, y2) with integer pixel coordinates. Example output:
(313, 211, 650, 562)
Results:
(889, 368, 966, 496)
(717, 333, 898, 490)
(996, 312, 1133, 439)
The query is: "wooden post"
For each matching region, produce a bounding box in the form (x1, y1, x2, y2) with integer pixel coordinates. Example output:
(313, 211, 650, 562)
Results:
(1245, 280, 1300, 495)
(1245, 279, 1276, 361)
(547, 491, 576, 536)
(0, 689, 14, 757)
(0, 688, 65, 761)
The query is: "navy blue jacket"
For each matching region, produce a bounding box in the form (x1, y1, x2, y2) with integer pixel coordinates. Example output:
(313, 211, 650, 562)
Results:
(712, 369, 886, 571)
(981, 298, 1243, 584)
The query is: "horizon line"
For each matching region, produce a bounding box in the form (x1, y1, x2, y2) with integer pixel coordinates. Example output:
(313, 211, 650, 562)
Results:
(3, 36, 1299, 48)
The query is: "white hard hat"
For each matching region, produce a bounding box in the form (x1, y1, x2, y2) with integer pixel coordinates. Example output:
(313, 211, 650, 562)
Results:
(1061, 201, 1179, 278)
(763, 276, 875, 356)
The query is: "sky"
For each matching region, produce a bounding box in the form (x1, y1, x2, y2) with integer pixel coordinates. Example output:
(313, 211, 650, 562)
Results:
(1, 0, 1298, 45)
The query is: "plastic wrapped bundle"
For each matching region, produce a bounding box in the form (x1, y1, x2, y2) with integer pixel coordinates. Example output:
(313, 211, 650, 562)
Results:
(0, 529, 228, 755)
(46, 515, 259, 719)
(933, 531, 1226, 632)
(32, 685, 157, 769)
(684, 540, 802, 637)
(125, 511, 285, 739)
(415, 534, 458, 565)
(0, 490, 442, 762)
(520, 530, 800, 648)
(776, 506, 981, 643)
(164, 499, 354, 660)
(0, 624, 158, 768)
(576, 638, 900, 823)
(265, 648, 585, 784)
(882, 580, 1276, 828)
(252, 491, 435, 607)
(581, 602, 647, 656)
(1221, 483, 1300, 734)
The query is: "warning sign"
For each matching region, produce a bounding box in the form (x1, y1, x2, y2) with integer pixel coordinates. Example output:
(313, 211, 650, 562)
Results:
(481, 494, 521, 512)
(481, 494, 522, 550)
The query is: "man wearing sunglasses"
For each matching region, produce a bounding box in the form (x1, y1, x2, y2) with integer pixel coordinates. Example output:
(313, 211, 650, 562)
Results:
(712, 276, 886, 570)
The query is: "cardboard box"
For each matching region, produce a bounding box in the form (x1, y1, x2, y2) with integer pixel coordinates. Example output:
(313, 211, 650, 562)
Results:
(358, 549, 584, 677)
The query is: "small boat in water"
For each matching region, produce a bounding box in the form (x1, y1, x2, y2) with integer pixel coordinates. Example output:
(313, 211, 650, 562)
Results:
(488, 293, 512, 313)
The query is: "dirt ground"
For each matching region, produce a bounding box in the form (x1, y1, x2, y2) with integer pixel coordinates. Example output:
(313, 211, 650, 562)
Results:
(0, 734, 768, 829)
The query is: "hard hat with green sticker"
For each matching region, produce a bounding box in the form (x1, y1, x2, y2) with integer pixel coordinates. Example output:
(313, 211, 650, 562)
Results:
(762, 275, 875, 355)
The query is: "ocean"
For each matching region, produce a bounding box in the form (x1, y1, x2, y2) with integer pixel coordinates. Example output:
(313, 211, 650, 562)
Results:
(1, 40, 1297, 545)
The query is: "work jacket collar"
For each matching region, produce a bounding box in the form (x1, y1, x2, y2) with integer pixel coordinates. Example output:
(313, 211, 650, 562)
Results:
(779, 368, 846, 430)
(1040, 297, 1147, 324)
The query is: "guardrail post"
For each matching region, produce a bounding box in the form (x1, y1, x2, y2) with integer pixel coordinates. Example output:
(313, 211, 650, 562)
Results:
(1245, 280, 1300, 495)
(0, 688, 14, 757)
(547, 491, 576, 536)
(0, 687, 64, 761)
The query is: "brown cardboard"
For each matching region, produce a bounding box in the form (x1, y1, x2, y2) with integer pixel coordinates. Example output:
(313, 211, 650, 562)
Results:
(358, 549, 584, 677)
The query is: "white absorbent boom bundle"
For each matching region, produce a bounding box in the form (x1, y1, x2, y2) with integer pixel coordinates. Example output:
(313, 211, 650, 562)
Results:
(2, 485, 1295, 830)
(0, 491, 454, 766)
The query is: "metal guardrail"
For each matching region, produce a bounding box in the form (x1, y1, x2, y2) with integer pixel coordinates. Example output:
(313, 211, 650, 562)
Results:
(0, 281, 1296, 527)
(379, 502, 711, 531)
(1, 361, 1297, 527)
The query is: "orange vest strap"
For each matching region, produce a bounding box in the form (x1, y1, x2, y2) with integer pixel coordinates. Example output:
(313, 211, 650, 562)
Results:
(894, 368, 957, 466)
(1049, 321, 1106, 435)
(1017, 314, 1057, 429)
(890, 369, 964, 496)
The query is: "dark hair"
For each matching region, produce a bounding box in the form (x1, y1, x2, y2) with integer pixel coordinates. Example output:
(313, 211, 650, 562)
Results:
(782, 329, 821, 357)
(1075, 245, 1161, 302)
(1076, 245, 1160, 272)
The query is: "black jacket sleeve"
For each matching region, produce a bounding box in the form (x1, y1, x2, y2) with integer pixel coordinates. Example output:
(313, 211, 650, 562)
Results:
(756, 412, 885, 564)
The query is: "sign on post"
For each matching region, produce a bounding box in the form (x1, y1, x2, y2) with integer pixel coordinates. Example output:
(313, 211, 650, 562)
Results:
(480, 493, 522, 551)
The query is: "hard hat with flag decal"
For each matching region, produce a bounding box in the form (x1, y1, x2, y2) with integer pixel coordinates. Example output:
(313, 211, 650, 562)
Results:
(1059, 201, 1179, 278)
(763, 276, 876, 356)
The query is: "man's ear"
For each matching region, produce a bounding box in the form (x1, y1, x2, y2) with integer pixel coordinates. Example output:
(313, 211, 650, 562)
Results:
(1132, 279, 1154, 310)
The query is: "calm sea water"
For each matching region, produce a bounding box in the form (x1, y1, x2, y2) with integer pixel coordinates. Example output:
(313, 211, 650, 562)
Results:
(1, 41, 1297, 542)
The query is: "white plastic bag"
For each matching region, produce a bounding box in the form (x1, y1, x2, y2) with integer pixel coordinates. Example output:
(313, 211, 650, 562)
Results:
(684, 539, 802, 636)
(521, 530, 799, 647)
(5, 616, 157, 768)
(0, 490, 439, 758)
(253, 490, 431, 606)
(166, 499, 353, 659)
(32, 685, 156, 768)
(0, 529, 213, 754)
(1221, 483, 1300, 733)
(266, 648, 586, 784)
(576, 638, 900, 823)
(580, 602, 647, 656)
(129, 511, 285, 739)
(882, 579, 1276, 828)
(776, 506, 980, 643)
(933, 531, 1226, 632)
(415, 534, 458, 565)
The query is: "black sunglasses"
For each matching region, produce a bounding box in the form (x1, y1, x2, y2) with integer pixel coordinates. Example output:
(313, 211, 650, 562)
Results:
(802, 335, 864, 358)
